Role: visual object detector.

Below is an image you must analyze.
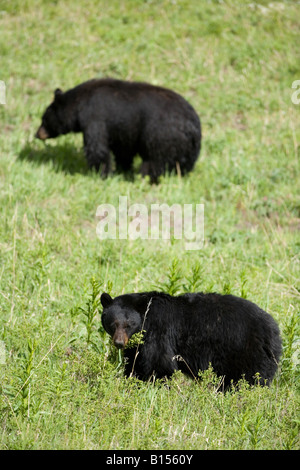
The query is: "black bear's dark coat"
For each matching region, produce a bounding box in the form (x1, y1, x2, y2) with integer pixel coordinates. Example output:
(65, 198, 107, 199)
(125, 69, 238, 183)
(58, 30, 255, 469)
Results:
(101, 291, 282, 388)
(36, 78, 201, 183)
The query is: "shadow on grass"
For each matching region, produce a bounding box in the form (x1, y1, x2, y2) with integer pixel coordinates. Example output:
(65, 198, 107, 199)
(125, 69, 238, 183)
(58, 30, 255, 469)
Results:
(18, 142, 137, 182)
(18, 142, 90, 175)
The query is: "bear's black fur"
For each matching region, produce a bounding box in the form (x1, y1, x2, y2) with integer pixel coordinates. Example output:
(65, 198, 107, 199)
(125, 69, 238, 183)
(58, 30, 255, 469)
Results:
(36, 79, 201, 183)
(101, 291, 282, 388)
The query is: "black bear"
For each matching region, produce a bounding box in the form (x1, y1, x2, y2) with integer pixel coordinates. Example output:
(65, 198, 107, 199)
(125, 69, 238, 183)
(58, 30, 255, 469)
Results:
(101, 291, 282, 388)
(35, 78, 201, 183)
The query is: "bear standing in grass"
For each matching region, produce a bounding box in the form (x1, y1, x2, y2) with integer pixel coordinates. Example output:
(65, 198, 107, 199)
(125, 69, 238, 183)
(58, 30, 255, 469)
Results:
(101, 291, 282, 388)
(36, 78, 201, 183)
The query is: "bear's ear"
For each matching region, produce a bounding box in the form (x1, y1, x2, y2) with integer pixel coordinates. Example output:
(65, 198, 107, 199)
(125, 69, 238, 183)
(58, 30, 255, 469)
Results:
(101, 293, 113, 308)
(54, 88, 63, 101)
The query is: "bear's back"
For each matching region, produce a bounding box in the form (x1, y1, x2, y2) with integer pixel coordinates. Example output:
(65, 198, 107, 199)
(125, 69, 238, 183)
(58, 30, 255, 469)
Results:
(66, 78, 196, 114)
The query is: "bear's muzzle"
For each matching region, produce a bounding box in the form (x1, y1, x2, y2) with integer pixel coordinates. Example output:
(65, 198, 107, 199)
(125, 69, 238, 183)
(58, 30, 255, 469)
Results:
(35, 125, 49, 140)
(113, 330, 129, 349)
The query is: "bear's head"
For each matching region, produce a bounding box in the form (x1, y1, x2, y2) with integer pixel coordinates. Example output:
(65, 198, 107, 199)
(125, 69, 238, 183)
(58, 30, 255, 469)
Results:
(101, 293, 144, 349)
(35, 89, 66, 140)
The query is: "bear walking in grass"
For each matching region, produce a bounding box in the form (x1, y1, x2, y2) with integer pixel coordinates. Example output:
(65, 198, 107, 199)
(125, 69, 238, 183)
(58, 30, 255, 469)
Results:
(36, 78, 201, 183)
(101, 291, 282, 388)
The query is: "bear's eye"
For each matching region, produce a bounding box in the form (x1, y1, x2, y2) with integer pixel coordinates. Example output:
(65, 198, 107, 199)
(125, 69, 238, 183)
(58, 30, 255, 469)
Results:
(109, 321, 119, 333)
(110, 321, 129, 331)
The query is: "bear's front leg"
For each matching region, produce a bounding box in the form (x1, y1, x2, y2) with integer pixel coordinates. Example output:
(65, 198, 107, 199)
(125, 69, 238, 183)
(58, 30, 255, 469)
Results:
(83, 125, 111, 177)
(124, 341, 178, 381)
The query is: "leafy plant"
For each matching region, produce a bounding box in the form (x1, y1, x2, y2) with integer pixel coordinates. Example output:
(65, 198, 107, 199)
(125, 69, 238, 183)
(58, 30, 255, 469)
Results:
(126, 330, 146, 349)
(183, 262, 203, 293)
(240, 270, 248, 299)
(281, 310, 300, 384)
(12, 339, 38, 418)
(154, 258, 184, 295)
(70, 277, 102, 351)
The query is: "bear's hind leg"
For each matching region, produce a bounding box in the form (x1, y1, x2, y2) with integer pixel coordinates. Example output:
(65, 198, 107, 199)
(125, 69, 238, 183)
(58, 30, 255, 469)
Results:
(140, 159, 163, 184)
(114, 150, 135, 174)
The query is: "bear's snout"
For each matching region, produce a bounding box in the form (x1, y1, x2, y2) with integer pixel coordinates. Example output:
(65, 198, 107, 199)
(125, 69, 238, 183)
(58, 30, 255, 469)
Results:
(113, 329, 129, 349)
(35, 125, 49, 140)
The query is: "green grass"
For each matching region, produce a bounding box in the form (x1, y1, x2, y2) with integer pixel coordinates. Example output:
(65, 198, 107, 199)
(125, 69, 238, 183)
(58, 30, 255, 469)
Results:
(0, 0, 299, 450)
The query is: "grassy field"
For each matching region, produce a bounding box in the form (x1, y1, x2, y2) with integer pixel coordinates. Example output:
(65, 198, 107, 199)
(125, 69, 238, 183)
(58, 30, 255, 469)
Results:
(0, 0, 299, 450)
